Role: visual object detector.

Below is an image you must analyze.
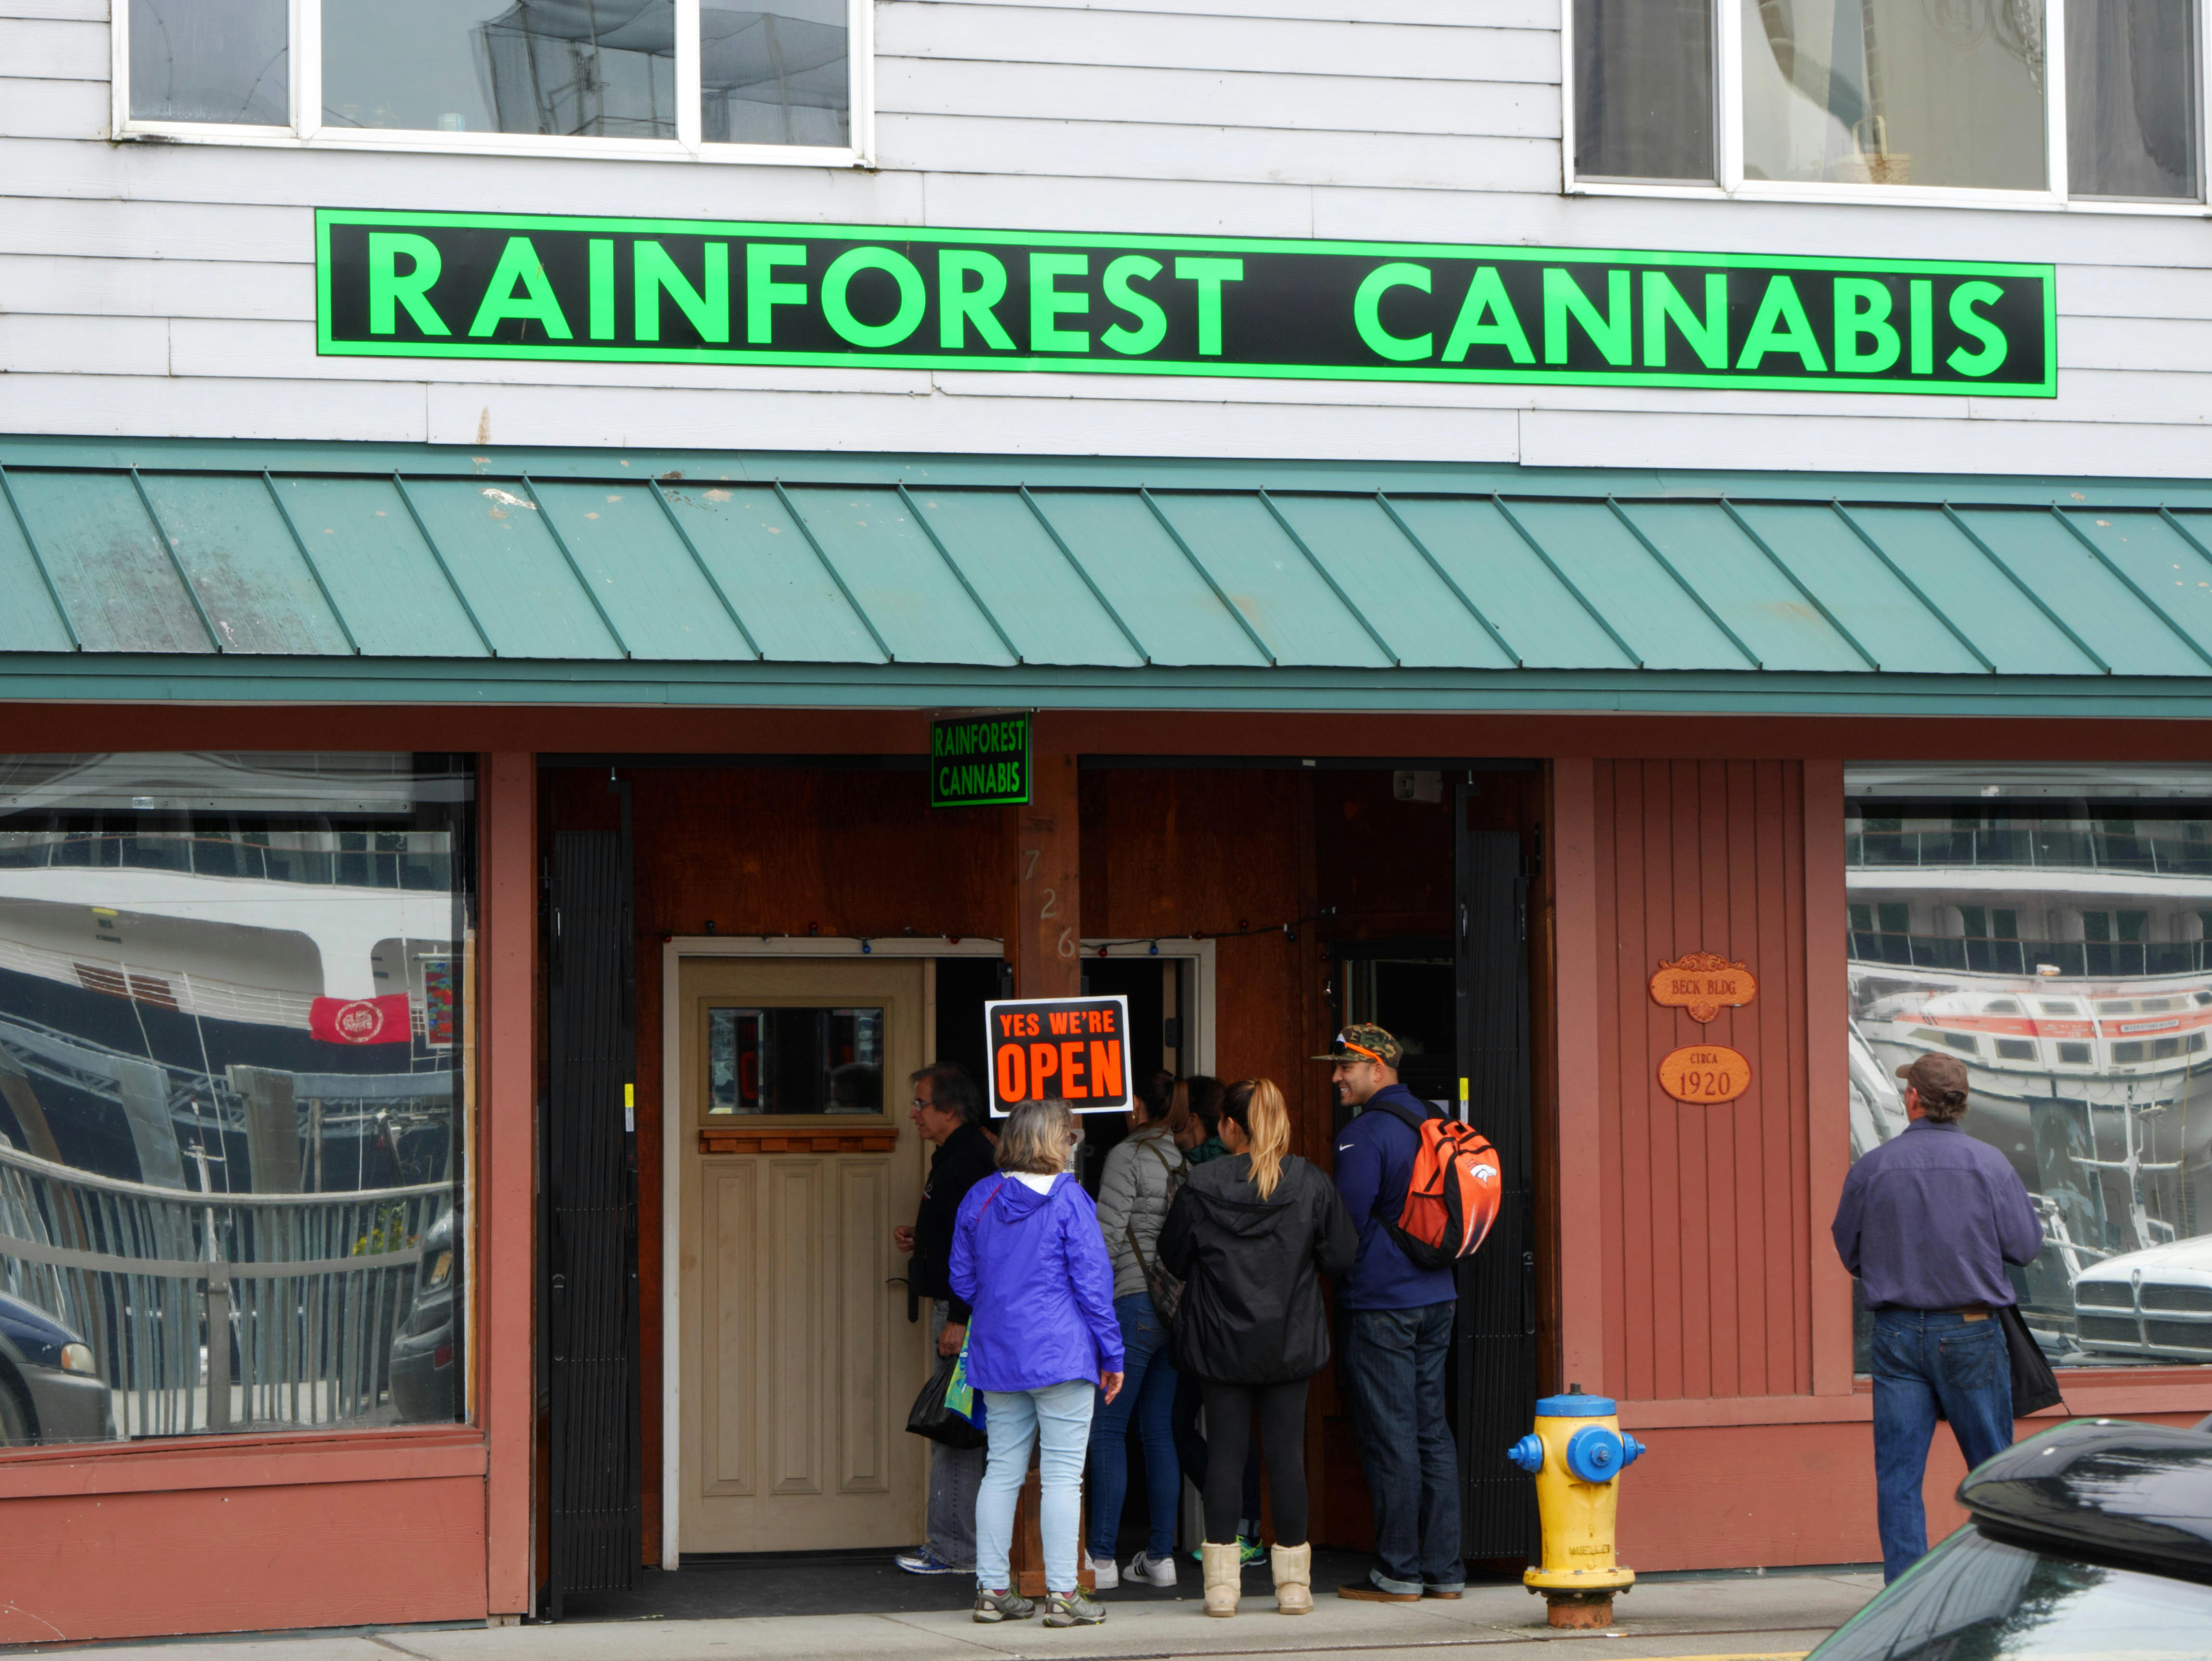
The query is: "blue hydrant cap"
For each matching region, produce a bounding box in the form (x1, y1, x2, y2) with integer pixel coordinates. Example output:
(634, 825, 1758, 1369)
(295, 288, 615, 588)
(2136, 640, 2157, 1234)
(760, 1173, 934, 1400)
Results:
(1565, 1424, 1626, 1483)
(1506, 1433, 1545, 1474)
(1534, 1392, 1617, 1417)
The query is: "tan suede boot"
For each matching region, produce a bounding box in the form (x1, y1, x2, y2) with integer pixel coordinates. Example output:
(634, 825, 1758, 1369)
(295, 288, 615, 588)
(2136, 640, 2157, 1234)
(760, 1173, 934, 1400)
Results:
(1201, 1541, 1242, 1618)
(1271, 1542, 1313, 1614)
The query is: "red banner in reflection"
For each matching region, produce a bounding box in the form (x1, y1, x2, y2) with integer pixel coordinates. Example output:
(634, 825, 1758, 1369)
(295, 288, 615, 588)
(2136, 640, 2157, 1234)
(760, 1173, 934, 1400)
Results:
(310, 994, 412, 1045)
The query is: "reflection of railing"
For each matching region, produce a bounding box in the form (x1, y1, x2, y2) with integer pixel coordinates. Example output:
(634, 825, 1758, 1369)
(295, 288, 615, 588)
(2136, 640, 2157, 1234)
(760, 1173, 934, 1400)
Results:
(1849, 931, 2212, 979)
(0, 831, 451, 892)
(1848, 826, 2212, 876)
(0, 1141, 447, 1438)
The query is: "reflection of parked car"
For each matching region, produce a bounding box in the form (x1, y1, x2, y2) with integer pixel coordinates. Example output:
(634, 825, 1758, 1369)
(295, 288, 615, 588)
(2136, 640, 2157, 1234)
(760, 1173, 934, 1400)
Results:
(2073, 1236, 2212, 1363)
(388, 1211, 458, 1422)
(1808, 1417, 2212, 1661)
(0, 1290, 112, 1445)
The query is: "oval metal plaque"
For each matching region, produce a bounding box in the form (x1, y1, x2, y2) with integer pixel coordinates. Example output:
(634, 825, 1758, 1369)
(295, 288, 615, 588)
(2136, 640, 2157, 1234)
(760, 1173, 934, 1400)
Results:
(1659, 1043, 1753, 1104)
(1650, 952, 1758, 1023)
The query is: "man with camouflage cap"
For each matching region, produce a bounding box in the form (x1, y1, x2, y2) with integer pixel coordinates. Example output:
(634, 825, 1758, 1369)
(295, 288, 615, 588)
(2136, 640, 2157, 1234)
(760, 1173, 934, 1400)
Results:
(1831, 1052, 2042, 1582)
(1320, 1025, 1464, 1604)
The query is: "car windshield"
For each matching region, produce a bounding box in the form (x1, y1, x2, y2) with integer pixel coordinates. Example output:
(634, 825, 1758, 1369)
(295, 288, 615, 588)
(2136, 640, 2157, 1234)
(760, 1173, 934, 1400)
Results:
(1810, 1527, 2212, 1660)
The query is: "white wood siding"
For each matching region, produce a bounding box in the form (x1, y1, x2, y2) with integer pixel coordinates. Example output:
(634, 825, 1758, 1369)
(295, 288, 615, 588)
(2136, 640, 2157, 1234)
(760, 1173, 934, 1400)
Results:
(0, 1, 2208, 475)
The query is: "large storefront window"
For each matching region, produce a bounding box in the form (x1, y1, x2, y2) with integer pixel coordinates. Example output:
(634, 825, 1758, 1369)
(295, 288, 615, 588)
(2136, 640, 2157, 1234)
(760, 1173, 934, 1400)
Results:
(0, 755, 473, 1446)
(1848, 765, 2212, 1371)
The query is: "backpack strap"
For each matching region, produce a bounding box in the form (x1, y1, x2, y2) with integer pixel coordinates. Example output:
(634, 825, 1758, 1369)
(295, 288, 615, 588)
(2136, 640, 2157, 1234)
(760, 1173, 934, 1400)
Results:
(1366, 1097, 1435, 1135)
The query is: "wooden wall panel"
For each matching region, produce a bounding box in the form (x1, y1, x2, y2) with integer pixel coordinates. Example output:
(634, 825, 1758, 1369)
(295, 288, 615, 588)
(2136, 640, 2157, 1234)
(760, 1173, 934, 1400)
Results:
(1595, 761, 1811, 1404)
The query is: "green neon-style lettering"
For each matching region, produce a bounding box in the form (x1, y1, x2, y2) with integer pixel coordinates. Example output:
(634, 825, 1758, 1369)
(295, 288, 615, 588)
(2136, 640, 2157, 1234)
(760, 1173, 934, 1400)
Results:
(747, 245, 807, 345)
(1173, 257, 1243, 356)
(1030, 253, 1090, 352)
(588, 239, 615, 340)
(469, 236, 572, 339)
(367, 232, 450, 336)
(1442, 266, 1532, 364)
(635, 241, 729, 344)
(1834, 277, 1900, 373)
(1910, 280, 1935, 374)
(1101, 255, 1167, 355)
(1641, 272, 1726, 369)
(1947, 281, 2008, 377)
(1543, 268, 1629, 366)
(822, 247, 926, 348)
(1736, 276, 1827, 372)
(938, 250, 1014, 350)
(1354, 263, 1433, 362)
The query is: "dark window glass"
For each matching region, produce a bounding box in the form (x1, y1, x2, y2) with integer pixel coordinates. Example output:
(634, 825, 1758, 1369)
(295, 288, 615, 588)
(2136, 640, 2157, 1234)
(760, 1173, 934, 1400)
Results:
(0, 754, 474, 1445)
(130, 0, 289, 126)
(1573, 0, 1715, 181)
(701, 3, 851, 147)
(2069, 0, 2202, 199)
(703, 1005, 882, 1116)
(323, 1, 678, 138)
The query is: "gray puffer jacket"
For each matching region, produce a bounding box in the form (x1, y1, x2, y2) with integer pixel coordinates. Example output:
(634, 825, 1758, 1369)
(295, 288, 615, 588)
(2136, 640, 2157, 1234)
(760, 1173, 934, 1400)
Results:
(1094, 1123, 1187, 1302)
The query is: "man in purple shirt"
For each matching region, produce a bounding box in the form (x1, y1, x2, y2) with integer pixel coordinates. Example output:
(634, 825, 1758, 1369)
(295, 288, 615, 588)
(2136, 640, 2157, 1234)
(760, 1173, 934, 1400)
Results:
(1830, 1052, 2043, 1582)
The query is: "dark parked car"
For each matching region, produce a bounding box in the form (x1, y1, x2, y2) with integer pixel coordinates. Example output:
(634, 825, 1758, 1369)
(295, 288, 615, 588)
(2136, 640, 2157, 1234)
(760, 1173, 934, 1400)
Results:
(0, 1290, 113, 1445)
(1809, 1415, 2212, 1661)
(388, 1210, 458, 1423)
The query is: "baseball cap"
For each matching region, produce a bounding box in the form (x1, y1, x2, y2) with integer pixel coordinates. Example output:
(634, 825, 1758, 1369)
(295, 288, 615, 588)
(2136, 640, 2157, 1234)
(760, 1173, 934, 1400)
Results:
(1896, 1052, 1970, 1104)
(1314, 1023, 1402, 1068)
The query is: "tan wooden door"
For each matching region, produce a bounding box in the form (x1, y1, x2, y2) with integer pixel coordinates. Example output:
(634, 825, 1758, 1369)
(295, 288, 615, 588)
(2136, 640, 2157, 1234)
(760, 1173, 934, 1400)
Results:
(677, 957, 929, 1554)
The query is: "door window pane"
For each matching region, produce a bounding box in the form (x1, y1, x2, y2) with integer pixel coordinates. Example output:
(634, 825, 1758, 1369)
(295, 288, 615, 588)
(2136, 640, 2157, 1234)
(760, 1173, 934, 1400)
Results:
(702, 3, 851, 146)
(2067, 0, 2201, 198)
(129, 0, 289, 126)
(1846, 768, 2212, 1372)
(0, 754, 475, 1444)
(1743, 0, 2048, 188)
(323, 1, 677, 138)
(702, 1006, 881, 1115)
(1573, 0, 1716, 181)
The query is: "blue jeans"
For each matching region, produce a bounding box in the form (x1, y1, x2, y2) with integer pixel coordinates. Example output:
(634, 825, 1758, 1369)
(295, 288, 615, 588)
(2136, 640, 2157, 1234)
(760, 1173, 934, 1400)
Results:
(1086, 1292, 1181, 1560)
(976, 1379, 1094, 1595)
(1344, 1302, 1463, 1595)
(1871, 1308, 2014, 1583)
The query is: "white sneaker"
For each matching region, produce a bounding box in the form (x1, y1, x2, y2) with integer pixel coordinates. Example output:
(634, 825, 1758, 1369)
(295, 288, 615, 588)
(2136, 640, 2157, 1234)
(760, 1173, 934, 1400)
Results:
(1086, 1552, 1120, 1590)
(1126, 1549, 1178, 1588)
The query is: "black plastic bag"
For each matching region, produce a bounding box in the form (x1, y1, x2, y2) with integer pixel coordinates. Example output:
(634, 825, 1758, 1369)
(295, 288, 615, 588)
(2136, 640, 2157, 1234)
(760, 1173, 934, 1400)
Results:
(2000, 1304, 2065, 1418)
(907, 1358, 987, 1449)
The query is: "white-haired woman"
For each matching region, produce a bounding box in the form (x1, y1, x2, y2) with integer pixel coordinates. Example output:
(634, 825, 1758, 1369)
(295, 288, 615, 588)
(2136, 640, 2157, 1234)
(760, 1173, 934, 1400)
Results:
(950, 1099, 1125, 1629)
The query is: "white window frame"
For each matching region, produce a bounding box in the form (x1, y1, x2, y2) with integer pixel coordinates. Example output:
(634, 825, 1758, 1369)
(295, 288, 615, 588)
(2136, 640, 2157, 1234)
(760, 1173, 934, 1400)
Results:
(110, 0, 875, 168)
(1562, 0, 2212, 215)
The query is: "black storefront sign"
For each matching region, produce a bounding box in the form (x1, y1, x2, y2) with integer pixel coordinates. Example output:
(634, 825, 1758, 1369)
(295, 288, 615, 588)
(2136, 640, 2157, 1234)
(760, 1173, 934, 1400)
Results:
(318, 210, 2057, 396)
(930, 712, 1030, 809)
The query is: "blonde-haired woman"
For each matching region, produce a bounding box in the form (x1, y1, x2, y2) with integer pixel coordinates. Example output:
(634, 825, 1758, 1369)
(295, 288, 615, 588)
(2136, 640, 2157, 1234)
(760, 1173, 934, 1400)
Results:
(1158, 1079, 1356, 1619)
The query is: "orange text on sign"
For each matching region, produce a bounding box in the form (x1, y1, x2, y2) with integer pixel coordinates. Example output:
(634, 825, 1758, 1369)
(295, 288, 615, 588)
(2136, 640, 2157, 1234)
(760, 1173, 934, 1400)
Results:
(995, 1038, 1124, 1103)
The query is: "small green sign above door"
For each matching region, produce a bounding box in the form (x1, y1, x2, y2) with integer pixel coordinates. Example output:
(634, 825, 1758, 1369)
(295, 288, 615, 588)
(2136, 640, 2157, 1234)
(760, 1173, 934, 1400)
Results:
(931, 713, 1030, 808)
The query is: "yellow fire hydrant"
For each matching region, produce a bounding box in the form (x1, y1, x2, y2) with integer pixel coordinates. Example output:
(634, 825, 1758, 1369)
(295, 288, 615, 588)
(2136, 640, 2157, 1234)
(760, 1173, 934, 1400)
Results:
(1506, 1387, 1646, 1629)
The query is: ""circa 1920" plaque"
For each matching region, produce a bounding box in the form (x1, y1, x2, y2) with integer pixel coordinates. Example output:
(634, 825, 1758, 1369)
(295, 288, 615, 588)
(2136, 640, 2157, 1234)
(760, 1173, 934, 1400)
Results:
(1658, 1044, 1754, 1104)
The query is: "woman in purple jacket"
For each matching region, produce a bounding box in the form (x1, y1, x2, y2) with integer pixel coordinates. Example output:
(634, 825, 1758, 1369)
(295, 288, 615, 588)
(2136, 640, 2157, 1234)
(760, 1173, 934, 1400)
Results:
(950, 1099, 1126, 1628)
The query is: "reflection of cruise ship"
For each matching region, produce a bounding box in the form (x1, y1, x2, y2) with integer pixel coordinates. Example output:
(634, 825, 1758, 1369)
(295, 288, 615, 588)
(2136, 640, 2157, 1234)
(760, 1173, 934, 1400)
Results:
(1848, 807, 2212, 1356)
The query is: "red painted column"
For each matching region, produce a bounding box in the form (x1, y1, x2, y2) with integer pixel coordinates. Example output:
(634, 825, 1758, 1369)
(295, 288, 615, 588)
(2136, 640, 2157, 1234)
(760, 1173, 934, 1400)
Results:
(481, 752, 537, 1616)
(1551, 758, 1606, 1393)
(1803, 759, 1854, 1395)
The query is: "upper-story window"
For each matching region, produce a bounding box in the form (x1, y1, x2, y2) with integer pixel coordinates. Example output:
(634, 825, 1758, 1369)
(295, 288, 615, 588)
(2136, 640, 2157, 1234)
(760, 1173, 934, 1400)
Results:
(1571, 0, 2204, 207)
(118, 0, 869, 163)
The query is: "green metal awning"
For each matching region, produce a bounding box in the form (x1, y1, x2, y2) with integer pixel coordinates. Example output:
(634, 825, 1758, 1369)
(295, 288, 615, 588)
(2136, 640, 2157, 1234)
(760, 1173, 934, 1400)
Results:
(8, 436, 2212, 714)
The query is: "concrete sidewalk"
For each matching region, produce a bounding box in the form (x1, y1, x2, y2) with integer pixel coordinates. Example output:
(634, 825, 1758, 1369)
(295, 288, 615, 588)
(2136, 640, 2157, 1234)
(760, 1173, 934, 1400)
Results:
(26, 1571, 1882, 1661)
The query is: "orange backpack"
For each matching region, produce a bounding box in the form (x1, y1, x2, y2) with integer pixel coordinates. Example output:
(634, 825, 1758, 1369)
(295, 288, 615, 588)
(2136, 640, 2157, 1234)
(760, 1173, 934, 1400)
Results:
(1369, 1100, 1503, 1270)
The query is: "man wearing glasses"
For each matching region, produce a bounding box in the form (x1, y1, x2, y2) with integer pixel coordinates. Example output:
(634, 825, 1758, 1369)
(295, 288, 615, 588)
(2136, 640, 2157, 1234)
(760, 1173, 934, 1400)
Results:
(893, 1063, 998, 1576)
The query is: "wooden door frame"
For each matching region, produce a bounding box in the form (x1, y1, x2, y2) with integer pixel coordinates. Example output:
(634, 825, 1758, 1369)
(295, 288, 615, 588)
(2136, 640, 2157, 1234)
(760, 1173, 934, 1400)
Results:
(656, 936, 1217, 1568)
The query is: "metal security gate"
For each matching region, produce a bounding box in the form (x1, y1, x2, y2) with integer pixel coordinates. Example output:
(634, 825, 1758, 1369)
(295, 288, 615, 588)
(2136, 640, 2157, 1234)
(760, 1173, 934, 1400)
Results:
(544, 825, 640, 1614)
(1453, 813, 1540, 1561)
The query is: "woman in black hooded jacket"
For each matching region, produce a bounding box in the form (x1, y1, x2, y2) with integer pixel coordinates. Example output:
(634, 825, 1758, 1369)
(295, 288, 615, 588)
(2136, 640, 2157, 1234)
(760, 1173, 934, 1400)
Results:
(1157, 1078, 1356, 1618)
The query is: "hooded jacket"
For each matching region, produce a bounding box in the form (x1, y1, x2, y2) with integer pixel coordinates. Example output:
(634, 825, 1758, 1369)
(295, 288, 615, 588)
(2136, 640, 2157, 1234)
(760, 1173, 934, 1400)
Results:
(1157, 1152, 1357, 1385)
(1094, 1123, 1186, 1302)
(949, 1171, 1126, 1393)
